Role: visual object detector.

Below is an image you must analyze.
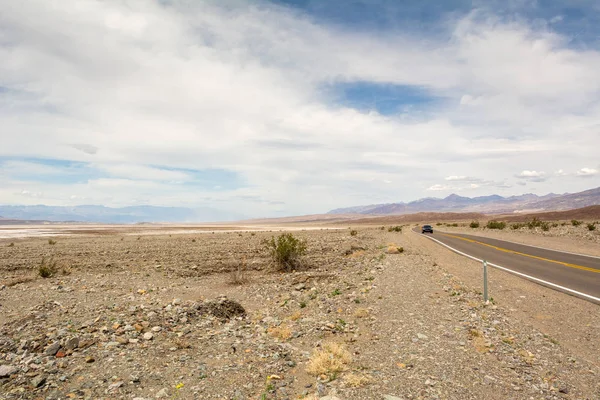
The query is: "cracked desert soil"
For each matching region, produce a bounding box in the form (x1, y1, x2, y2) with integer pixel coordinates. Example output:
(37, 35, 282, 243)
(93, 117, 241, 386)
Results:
(0, 226, 599, 400)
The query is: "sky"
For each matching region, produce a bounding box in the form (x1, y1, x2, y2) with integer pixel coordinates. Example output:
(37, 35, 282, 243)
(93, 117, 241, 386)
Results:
(1, 0, 600, 218)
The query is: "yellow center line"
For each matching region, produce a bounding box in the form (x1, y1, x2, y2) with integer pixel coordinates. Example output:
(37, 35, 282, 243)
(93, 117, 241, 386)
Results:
(438, 233, 600, 274)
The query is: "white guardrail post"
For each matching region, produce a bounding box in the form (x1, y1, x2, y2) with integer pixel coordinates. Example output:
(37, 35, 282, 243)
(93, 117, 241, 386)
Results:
(483, 260, 489, 303)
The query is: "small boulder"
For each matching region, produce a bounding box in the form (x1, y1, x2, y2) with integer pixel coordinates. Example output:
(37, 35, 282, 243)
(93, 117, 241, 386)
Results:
(0, 365, 18, 378)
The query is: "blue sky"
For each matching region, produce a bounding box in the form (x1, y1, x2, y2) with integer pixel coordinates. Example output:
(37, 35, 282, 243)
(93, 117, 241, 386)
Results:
(0, 0, 599, 218)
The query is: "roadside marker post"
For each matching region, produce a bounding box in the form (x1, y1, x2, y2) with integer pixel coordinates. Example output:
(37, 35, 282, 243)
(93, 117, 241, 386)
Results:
(483, 260, 489, 303)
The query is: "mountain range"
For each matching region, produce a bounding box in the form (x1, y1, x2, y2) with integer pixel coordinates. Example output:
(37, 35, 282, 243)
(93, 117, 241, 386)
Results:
(0, 205, 243, 224)
(328, 186, 600, 215)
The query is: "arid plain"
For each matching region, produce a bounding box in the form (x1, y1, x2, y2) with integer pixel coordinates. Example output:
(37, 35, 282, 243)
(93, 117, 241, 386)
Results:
(1, 214, 599, 399)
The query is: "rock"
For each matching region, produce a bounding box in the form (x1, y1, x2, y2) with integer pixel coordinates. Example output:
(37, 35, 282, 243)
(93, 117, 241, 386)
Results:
(383, 396, 404, 400)
(316, 382, 327, 396)
(85, 356, 95, 363)
(417, 333, 428, 340)
(116, 336, 129, 345)
(143, 332, 154, 341)
(108, 381, 124, 391)
(124, 325, 135, 332)
(294, 283, 306, 291)
(44, 342, 61, 356)
(559, 386, 569, 394)
(64, 337, 79, 350)
(156, 388, 169, 398)
(0, 365, 18, 378)
(31, 374, 47, 388)
(151, 326, 162, 332)
(320, 397, 342, 400)
(172, 298, 182, 305)
(105, 341, 121, 348)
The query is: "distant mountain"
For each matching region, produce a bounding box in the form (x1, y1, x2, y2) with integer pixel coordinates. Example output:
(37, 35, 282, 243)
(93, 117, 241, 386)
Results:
(328, 187, 600, 215)
(0, 205, 244, 223)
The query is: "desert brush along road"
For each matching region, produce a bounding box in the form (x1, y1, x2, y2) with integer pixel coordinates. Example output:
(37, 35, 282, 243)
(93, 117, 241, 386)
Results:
(414, 228, 600, 303)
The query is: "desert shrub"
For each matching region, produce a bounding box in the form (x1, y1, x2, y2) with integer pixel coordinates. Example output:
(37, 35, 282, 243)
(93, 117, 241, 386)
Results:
(48, 239, 57, 245)
(510, 223, 524, 230)
(469, 221, 480, 228)
(380, 226, 385, 230)
(350, 229, 358, 236)
(486, 220, 506, 230)
(265, 233, 307, 271)
(38, 257, 58, 278)
(7, 242, 14, 247)
(449, 223, 458, 227)
(540, 221, 550, 231)
(571, 219, 582, 226)
(436, 223, 443, 226)
(588, 223, 597, 231)
(388, 226, 402, 232)
(560, 222, 567, 226)
(551, 223, 558, 227)
(527, 217, 543, 229)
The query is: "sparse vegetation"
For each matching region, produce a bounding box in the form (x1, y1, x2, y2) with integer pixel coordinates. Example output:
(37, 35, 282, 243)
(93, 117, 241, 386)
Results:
(265, 233, 307, 272)
(229, 257, 248, 285)
(344, 373, 371, 387)
(469, 221, 480, 228)
(540, 221, 550, 231)
(350, 229, 358, 236)
(511, 223, 524, 230)
(527, 217, 543, 229)
(48, 239, 57, 245)
(306, 342, 352, 377)
(588, 223, 597, 231)
(38, 257, 58, 278)
(387, 226, 402, 232)
(449, 223, 458, 227)
(7, 242, 14, 247)
(353, 308, 369, 318)
(571, 219, 582, 226)
(268, 325, 292, 341)
(486, 220, 506, 230)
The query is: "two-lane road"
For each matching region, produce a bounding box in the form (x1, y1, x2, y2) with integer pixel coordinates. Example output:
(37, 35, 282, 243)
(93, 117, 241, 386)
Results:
(413, 228, 600, 303)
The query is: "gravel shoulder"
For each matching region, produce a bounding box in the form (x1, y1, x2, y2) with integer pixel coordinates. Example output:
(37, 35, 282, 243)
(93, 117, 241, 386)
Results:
(1, 227, 598, 399)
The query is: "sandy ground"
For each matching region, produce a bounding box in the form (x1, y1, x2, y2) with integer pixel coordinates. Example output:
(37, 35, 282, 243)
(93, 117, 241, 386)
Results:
(0, 226, 599, 399)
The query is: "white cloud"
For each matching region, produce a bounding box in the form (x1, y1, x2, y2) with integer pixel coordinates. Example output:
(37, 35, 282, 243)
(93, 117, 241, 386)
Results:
(0, 1, 599, 216)
(428, 184, 451, 191)
(576, 168, 598, 177)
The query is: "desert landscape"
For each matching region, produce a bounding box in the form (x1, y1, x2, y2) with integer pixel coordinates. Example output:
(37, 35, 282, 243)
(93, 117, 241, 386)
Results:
(1, 208, 599, 400)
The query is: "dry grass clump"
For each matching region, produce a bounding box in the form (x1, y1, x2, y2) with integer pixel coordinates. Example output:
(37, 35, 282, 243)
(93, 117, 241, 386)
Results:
(268, 325, 292, 341)
(353, 308, 369, 318)
(288, 311, 302, 321)
(343, 373, 372, 387)
(229, 257, 248, 285)
(306, 342, 352, 376)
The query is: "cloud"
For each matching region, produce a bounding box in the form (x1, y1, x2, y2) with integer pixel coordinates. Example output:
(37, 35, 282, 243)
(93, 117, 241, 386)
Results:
(0, 1, 599, 216)
(516, 170, 547, 182)
(576, 167, 598, 177)
(428, 184, 451, 191)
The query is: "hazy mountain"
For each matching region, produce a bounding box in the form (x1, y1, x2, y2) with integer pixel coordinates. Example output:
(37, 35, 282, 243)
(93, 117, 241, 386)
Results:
(0, 205, 244, 223)
(328, 187, 600, 215)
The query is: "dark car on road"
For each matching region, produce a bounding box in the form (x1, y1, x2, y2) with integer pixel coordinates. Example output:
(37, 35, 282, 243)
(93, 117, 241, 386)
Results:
(422, 224, 433, 234)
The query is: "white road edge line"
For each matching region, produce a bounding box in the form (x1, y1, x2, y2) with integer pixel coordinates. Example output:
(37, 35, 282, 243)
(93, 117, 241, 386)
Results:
(414, 231, 600, 304)
(436, 230, 600, 260)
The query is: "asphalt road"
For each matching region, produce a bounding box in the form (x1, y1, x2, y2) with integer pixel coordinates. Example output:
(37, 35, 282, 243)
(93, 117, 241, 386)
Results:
(413, 228, 600, 303)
